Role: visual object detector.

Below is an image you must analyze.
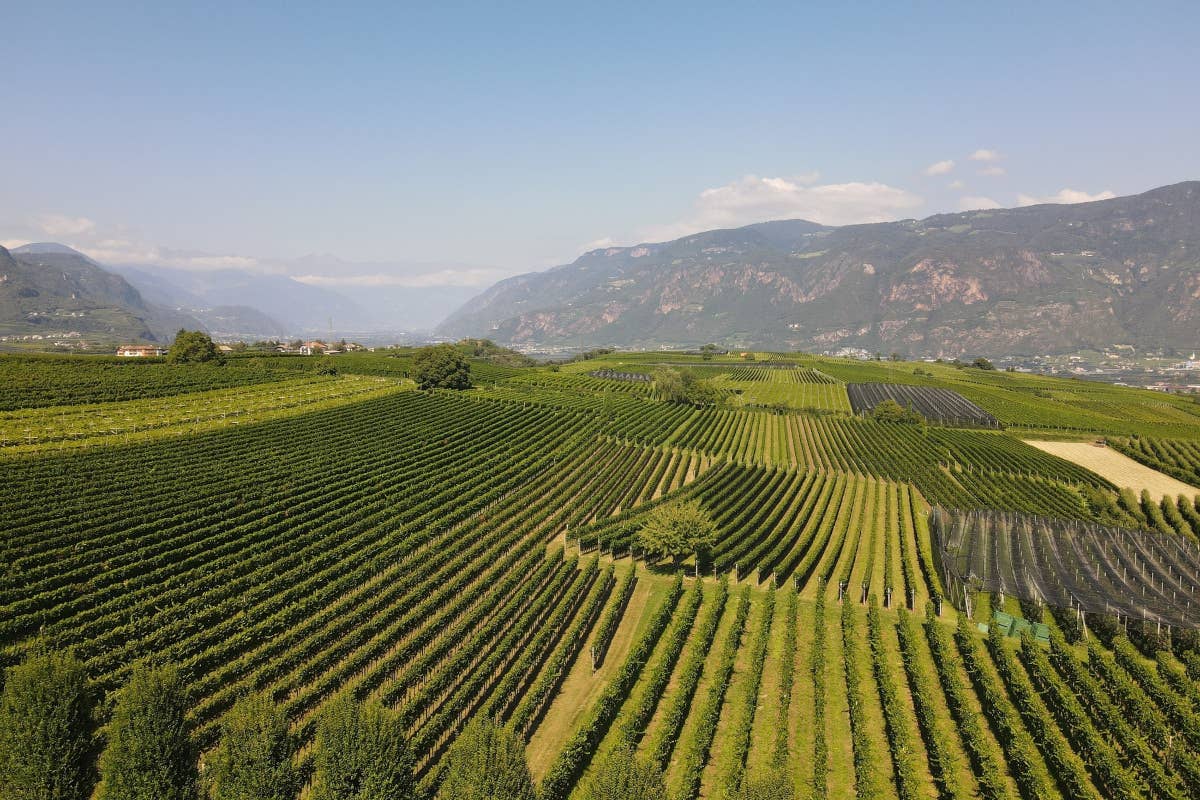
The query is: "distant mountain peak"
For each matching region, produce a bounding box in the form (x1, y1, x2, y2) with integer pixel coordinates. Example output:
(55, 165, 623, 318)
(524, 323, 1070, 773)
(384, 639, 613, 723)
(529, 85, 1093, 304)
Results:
(11, 242, 97, 261)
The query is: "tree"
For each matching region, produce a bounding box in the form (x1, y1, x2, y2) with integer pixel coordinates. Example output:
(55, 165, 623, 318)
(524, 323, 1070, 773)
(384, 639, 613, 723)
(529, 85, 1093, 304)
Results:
(871, 399, 924, 425)
(635, 500, 717, 567)
(655, 369, 719, 407)
(0, 647, 96, 800)
(436, 718, 535, 800)
(413, 345, 472, 390)
(578, 745, 666, 800)
(971, 356, 996, 370)
(97, 664, 197, 800)
(167, 329, 222, 364)
(205, 693, 297, 800)
(311, 695, 416, 800)
(700, 343, 720, 361)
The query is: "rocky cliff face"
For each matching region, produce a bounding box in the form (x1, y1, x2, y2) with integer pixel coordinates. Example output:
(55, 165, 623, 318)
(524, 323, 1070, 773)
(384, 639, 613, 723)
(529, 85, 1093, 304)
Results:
(437, 182, 1200, 355)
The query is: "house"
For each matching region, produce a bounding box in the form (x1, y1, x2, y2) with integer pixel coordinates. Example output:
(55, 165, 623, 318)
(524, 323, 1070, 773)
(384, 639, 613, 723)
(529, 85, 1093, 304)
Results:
(116, 345, 165, 357)
(300, 341, 327, 355)
(217, 345, 235, 353)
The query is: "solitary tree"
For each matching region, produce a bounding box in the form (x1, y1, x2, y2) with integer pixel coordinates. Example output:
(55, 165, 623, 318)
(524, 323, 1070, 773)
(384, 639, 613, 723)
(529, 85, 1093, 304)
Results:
(437, 718, 535, 800)
(699, 343, 720, 361)
(413, 345, 472, 390)
(311, 695, 416, 800)
(655, 369, 719, 407)
(205, 693, 297, 800)
(0, 647, 96, 800)
(167, 329, 222, 364)
(971, 356, 996, 370)
(635, 500, 717, 568)
(97, 664, 197, 800)
(871, 399, 924, 425)
(579, 745, 666, 800)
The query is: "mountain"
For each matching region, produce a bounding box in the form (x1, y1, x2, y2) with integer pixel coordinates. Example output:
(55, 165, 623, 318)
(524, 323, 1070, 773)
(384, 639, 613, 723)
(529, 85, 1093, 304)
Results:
(112, 265, 362, 336)
(281, 254, 497, 331)
(437, 182, 1200, 356)
(1, 244, 203, 344)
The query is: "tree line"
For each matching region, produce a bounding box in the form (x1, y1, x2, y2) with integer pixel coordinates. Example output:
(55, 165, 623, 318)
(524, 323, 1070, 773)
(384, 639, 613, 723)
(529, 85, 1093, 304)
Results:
(0, 646, 708, 800)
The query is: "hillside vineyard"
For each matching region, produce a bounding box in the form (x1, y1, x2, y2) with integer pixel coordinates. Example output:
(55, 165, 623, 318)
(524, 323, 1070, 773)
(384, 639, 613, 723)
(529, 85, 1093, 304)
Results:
(5, 349, 1200, 798)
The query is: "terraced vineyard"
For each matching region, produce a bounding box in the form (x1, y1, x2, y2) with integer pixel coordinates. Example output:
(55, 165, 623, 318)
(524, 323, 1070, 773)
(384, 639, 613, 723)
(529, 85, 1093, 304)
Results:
(4, 349, 1200, 799)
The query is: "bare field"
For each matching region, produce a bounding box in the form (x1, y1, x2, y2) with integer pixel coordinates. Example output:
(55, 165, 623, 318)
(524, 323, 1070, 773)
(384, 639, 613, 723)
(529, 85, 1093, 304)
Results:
(1024, 439, 1200, 497)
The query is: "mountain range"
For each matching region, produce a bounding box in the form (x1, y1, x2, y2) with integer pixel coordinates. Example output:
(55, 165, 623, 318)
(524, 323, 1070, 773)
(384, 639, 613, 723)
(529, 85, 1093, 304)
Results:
(0, 244, 204, 344)
(437, 181, 1200, 357)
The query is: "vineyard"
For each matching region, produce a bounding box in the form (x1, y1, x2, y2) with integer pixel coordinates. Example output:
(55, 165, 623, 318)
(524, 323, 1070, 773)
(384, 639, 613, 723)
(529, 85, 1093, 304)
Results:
(3, 349, 1200, 799)
(1112, 436, 1200, 488)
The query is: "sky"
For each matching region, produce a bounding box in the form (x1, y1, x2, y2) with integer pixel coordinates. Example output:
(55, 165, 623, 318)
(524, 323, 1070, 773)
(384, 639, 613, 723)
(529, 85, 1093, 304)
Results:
(2, 0, 1198, 292)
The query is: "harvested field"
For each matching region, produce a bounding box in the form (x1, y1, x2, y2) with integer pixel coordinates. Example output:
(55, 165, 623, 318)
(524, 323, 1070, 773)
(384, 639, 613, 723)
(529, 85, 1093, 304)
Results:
(1024, 439, 1199, 497)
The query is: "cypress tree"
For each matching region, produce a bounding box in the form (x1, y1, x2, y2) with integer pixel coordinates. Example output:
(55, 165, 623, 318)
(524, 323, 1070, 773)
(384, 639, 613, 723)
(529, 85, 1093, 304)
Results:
(0, 648, 96, 800)
(97, 664, 197, 800)
(578, 745, 666, 800)
(205, 693, 297, 800)
(437, 718, 536, 800)
(311, 695, 415, 800)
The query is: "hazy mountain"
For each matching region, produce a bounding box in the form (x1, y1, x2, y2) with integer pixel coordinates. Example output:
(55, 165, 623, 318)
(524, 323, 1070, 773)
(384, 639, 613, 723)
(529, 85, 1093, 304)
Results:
(281, 253, 499, 331)
(113, 266, 289, 339)
(437, 182, 1200, 356)
(2, 244, 203, 343)
(112, 264, 362, 336)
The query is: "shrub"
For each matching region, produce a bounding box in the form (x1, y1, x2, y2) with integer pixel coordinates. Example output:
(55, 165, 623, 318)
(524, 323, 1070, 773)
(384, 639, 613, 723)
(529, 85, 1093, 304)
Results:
(97, 664, 197, 800)
(205, 693, 297, 800)
(437, 718, 535, 800)
(311, 695, 416, 800)
(0, 648, 96, 800)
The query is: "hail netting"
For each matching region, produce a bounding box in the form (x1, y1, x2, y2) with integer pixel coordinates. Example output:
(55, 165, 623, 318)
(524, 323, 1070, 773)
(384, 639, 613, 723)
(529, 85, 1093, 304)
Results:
(931, 507, 1200, 630)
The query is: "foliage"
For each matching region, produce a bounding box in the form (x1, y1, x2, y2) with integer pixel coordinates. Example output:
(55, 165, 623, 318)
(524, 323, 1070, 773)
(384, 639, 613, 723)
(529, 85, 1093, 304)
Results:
(0, 647, 96, 800)
(314, 357, 339, 376)
(655, 368, 720, 406)
(167, 329, 223, 364)
(635, 500, 717, 565)
(413, 344, 472, 390)
(578, 745, 666, 800)
(97, 664, 197, 800)
(871, 398, 925, 425)
(436, 718, 535, 800)
(311, 695, 416, 800)
(972, 357, 996, 370)
(205, 693, 297, 800)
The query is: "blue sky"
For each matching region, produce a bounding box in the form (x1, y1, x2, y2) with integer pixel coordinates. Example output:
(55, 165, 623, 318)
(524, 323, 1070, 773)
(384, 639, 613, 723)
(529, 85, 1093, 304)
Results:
(2, 1, 1198, 289)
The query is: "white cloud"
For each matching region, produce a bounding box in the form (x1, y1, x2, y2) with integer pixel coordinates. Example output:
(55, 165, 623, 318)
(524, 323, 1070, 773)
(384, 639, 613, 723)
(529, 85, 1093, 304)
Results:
(978, 166, 1006, 177)
(959, 195, 1002, 210)
(35, 214, 96, 237)
(924, 159, 955, 176)
(641, 174, 924, 241)
(79, 241, 265, 271)
(969, 149, 1001, 162)
(579, 237, 617, 254)
(948, 180, 965, 189)
(293, 268, 507, 289)
(0, 239, 29, 250)
(1016, 188, 1117, 207)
